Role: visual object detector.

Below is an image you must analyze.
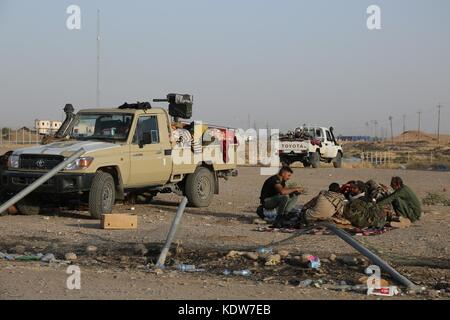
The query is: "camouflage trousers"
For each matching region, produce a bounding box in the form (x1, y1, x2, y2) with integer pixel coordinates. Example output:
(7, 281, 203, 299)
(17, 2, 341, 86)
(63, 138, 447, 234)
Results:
(343, 199, 387, 228)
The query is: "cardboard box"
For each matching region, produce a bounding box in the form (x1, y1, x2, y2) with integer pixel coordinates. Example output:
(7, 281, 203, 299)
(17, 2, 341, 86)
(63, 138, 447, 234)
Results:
(101, 214, 138, 230)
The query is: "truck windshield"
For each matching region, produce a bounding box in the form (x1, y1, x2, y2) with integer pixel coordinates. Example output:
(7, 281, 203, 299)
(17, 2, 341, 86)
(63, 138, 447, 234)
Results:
(70, 113, 133, 142)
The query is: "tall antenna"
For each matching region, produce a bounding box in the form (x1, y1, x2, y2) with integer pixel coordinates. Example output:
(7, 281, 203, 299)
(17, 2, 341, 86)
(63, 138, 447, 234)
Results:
(96, 9, 101, 108)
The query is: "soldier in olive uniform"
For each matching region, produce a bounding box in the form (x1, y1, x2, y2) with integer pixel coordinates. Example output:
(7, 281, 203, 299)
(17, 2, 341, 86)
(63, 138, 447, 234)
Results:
(377, 177, 422, 223)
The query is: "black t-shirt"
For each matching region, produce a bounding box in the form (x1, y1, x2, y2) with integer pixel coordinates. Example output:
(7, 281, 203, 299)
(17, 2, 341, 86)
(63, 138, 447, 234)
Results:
(260, 175, 285, 203)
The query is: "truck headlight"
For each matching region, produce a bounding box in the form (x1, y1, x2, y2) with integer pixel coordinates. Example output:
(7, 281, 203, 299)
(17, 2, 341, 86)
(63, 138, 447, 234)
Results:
(8, 154, 20, 169)
(65, 157, 94, 170)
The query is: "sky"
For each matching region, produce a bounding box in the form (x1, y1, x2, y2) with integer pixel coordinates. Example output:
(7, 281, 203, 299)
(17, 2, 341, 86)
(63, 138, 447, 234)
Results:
(0, 0, 449, 136)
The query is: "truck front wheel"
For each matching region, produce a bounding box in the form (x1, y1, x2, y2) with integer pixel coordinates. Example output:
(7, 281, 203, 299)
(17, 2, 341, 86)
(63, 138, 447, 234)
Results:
(333, 152, 343, 168)
(185, 167, 214, 207)
(89, 171, 116, 219)
(309, 151, 320, 168)
(16, 195, 41, 215)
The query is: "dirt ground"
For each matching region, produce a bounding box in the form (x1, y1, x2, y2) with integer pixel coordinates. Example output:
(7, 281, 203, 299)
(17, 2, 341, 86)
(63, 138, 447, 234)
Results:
(1, 166, 449, 300)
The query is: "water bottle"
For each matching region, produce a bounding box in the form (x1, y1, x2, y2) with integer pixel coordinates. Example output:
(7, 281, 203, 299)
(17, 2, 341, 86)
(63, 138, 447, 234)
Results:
(176, 264, 197, 272)
(256, 247, 273, 255)
(232, 269, 252, 276)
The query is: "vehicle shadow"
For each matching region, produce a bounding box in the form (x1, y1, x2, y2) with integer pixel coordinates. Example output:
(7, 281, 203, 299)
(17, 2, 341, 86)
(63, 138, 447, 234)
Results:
(148, 199, 252, 223)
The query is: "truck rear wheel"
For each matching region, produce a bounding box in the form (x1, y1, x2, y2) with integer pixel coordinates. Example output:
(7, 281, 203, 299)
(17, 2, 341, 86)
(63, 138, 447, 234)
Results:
(185, 167, 214, 207)
(89, 171, 116, 219)
(280, 157, 292, 167)
(16, 195, 41, 215)
(309, 151, 320, 168)
(333, 152, 343, 168)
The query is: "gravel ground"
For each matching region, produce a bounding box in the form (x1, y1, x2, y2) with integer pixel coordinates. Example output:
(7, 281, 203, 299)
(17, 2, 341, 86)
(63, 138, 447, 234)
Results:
(0, 166, 449, 300)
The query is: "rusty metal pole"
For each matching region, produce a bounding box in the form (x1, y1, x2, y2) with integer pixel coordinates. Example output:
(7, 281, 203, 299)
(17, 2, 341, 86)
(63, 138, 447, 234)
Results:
(0, 149, 85, 214)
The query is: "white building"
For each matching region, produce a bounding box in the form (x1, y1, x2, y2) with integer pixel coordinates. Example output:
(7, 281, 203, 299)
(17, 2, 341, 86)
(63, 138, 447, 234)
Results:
(35, 120, 62, 135)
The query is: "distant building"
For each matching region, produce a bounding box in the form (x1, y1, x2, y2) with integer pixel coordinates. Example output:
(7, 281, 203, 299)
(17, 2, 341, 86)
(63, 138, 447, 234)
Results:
(35, 120, 62, 135)
(337, 135, 374, 142)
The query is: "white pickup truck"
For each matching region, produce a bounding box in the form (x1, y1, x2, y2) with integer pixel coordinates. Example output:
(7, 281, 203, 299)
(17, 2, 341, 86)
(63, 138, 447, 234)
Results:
(278, 126, 343, 168)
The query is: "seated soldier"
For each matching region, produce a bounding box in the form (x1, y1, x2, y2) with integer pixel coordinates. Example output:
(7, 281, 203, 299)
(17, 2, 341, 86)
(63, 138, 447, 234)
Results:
(259, 166, 304, 227)
(301, 183, 346, 224)
(377, 177, 422, 224)
(340, 180, 356, 200)
(348, 181, 367, 202)
(343, 181, 387, 228)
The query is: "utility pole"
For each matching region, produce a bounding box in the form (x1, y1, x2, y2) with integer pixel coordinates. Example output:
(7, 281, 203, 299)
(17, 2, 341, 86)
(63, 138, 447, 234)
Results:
(365, 121, 369, 137)
(96, 9, 101, 108)
(417, 111, 422, 142)
(374, 120, 378, 141)
(389, 116, 394, 143)
(437, 104, 442, 145)
(402, 114, 406, 143)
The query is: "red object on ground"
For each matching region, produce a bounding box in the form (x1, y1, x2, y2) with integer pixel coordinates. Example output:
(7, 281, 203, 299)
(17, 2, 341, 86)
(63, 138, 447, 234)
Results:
(8, 206, 18, 215)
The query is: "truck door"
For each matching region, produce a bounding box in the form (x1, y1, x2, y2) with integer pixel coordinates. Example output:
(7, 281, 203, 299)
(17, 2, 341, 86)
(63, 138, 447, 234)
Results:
(129, 114, 172, 186)
(323, 129, 338, 158)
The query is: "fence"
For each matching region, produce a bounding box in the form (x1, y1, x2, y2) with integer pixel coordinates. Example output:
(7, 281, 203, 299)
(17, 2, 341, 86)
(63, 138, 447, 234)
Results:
(360, 151, 446, 168)
(0, 128, 41, 146)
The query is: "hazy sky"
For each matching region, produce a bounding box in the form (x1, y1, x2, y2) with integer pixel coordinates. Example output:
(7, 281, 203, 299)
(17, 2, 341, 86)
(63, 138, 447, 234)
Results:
(0, 0, 449, 136)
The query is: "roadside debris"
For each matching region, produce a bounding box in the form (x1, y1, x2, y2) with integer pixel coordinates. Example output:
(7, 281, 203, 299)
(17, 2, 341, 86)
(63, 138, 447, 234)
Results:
(101, 213, 138, 230)
(14, 254, 42, 261)
(224, 269, 252, 277)
(264, 254, 281, 266)
(307, 256, 321, 269)
(64, 252, 78, 261)
(41, 253, 56, 263)
(86, 245, 98, 255)
(367, 286, 399, 297)
(176, 264, 205, 272)
(256, 247, 273, 255)
(243, 252, 259, 261)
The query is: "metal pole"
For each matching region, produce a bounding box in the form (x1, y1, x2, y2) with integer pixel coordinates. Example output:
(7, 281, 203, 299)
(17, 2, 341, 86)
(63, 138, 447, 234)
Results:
(155, 197, 188, 268)
(0, 149, 85, 213)
(417, 111, 422, 142)
(389, 116, 393, 143)
(437, 105, 442, 145)
(324, 222, 419, 289)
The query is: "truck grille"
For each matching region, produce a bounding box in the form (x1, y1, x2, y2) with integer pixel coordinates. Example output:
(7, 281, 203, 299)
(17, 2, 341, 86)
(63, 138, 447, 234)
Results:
(19, 154, 65, 170)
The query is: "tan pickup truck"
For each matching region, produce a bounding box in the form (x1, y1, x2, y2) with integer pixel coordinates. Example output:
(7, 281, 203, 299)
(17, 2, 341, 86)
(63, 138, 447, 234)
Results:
(1, 94, 238, 218)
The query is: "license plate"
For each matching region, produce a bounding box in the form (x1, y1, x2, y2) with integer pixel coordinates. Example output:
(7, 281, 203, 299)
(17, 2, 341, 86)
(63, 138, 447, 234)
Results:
(280, 142, 307, 153)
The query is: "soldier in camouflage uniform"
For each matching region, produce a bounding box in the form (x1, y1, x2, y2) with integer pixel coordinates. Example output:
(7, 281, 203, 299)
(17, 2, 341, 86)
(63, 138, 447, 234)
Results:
(365, 179, 396, 220)
(343, 181, 387, 228)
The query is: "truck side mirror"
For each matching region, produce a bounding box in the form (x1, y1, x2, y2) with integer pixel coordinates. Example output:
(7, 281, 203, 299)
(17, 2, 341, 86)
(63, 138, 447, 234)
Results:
(139, 132, 152, 148)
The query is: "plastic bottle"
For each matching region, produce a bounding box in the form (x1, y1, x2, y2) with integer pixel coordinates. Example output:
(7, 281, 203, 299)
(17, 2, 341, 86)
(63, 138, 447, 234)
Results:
(232, 269, 252, 276)
(223, 269, 231, 276)
(256, 247, 273, 255)
(176, 264, 197, 272)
